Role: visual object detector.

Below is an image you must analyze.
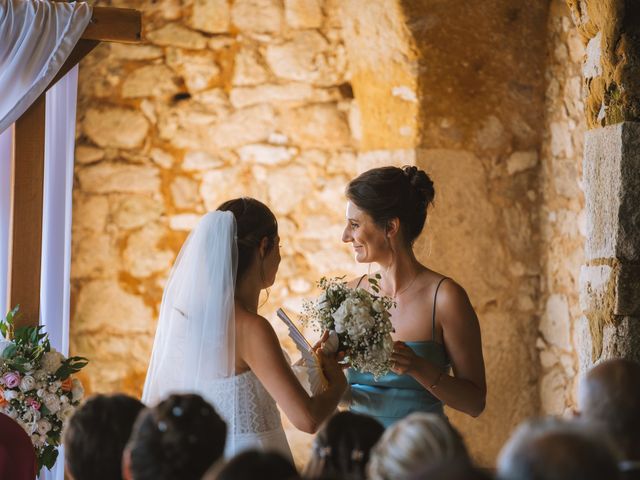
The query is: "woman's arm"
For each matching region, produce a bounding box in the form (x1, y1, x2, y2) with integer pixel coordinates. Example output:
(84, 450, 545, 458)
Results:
(391, 281, 486, 417)
(240, 313, 347, 433)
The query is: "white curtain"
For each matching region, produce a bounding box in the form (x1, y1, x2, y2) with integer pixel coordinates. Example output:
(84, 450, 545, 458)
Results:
(37, 65, 80, 480)
(0, 126, 11, 320)
(0, 0, 92, 134)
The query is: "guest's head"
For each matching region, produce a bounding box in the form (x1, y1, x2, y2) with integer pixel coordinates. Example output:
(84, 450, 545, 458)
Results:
(304, 411, 384, 480)
(124, 393, 226, 480)
(0, 412, 38, 480)
(63, 393, 144, 480)
(205, 450, 298, 480)
(497, 417, 619, 480)
(343, 166, 435, 262)
(409, 459, 493, 480)
(368, 413, 469, 480)
(578, 358, 640, 460)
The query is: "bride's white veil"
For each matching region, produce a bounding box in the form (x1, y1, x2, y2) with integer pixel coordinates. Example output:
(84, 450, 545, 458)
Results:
(142, 211, 237, 449)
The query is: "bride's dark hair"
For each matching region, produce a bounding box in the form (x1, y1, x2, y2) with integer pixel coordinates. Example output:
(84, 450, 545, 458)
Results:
(217, 197, 278, 281)
(346, 166, 435, 246)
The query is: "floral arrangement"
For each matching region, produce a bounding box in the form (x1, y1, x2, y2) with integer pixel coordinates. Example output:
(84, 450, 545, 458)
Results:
(301, 275, 395, 379)
(0, 307, 88, 473)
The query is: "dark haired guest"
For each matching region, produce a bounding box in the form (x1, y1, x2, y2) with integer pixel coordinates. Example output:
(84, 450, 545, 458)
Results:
(63, 393, 144, 480)
(304, 411, 384, 480)
(342, 166, 486, 425)
(205, 450, 298, 480)
(123, 393, 226, 480)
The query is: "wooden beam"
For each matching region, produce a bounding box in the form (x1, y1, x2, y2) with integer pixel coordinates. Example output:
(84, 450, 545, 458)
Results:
(81, 6, 142, 43)
(10, 94, 46, 329)
(47, 39, 99, 90)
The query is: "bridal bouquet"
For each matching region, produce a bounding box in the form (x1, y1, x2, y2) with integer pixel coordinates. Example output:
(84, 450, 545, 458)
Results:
(0, 307, 88, 473)
(301, 275, 395, 379)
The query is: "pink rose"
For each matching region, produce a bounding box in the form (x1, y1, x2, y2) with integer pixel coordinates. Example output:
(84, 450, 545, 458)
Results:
(2, 372, 21, 389)
(26, 397, 41, 411)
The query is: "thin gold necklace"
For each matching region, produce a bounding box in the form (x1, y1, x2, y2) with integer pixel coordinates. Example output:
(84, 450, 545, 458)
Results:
(385, 271, 419, 300)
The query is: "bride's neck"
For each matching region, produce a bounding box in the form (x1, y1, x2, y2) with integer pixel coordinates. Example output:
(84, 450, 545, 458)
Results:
(235, 274, 262, 313)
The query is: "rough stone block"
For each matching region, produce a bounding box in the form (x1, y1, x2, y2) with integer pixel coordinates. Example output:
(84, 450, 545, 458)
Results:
(616, 264, 640, 316)
(579, 264, 614, 315)
(121, 65, 179, 99)
(584, 122, 640, 262)
(83, 108, 149, 149)
(600, 317, 640, 364)
(189, 0, 230, 33)
(231, 0, 283, 33)
(146, 24, 208, 49)
(284, 0, 323, 29)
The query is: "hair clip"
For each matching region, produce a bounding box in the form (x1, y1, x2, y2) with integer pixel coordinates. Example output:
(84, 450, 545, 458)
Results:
(172, 406, 184, 417)
(316, 445, 332, 458)
(157, 421, 168, 432)
(351, 449, 364, 461)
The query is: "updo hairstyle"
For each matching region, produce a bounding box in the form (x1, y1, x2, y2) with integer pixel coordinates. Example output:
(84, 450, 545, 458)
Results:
(346, 166, 435, 245)
(127, 394, 226, 480)
(217, 197, 278, 281)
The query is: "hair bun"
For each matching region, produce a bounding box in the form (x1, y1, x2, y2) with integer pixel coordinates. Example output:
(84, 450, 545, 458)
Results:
(402, 166, 435, 208)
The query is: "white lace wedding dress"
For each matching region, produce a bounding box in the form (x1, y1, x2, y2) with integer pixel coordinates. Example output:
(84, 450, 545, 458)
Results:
(142, 212, 292, 460)
(206, 370, 292, 460)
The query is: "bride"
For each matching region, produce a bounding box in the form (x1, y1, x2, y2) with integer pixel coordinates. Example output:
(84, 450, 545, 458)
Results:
(142, 198, 347, 459)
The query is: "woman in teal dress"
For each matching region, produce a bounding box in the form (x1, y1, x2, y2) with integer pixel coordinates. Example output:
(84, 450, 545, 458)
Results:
(341, 166, 486, 427)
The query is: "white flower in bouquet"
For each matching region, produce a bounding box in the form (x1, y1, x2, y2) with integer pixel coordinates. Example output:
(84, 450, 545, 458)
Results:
(41, 350, 64, 374)
(71, 378, 84, 402)
(3, 389, 18, 401)
(4, 407, 18, 419)
(58, 404, 75, 422)
(43, 393, 61, 414)
(60, 394, 69, 405)
(302, 275, 395, 379)
(33, 370, 48, 382)
(19, 375, 36, 392)
(36, 388, 45, 398)
(36, 419, 52, 436)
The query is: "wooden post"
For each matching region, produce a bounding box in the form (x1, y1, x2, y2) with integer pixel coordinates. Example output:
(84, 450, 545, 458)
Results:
(10, 94, 46, 329)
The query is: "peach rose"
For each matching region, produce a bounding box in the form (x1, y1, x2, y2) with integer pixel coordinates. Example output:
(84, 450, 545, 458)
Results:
(61, 377, 73, 392)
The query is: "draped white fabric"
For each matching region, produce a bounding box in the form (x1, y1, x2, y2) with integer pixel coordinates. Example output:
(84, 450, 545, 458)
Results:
(37, 65, 80, 480)
(0, 126, 11, 320)
(0, 0, 92, 134)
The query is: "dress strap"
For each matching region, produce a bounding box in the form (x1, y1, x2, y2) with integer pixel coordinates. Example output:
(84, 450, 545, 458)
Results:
(355, 274, 367, 289)
(432, 277, 448, 340)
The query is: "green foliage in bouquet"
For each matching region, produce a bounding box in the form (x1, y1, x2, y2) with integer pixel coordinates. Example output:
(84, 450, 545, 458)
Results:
(0, 306, 88, 473)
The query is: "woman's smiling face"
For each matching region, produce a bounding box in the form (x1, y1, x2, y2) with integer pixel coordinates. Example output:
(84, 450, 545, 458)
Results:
(341, 201, 389, 264)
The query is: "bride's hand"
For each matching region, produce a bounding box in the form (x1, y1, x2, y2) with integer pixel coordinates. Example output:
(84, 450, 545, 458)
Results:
(318, 347, 347, 390)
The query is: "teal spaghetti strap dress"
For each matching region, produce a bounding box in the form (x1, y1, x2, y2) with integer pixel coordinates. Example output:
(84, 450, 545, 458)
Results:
(347, 277, 449, 427)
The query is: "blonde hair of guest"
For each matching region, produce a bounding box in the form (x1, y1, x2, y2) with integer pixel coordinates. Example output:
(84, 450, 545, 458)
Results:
(367, 412, 469, 480)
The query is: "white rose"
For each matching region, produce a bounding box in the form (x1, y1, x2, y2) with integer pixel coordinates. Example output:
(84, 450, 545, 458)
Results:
(41, 350, 64, 374)
(19, 375, 36, 392)
(36, 388, 45, 398)
(3, 389, 18, 401)
(58, 404, 75, 422)
(71, 378, 84, 402)
(60, 395, 69, 404)
(37, 419, 52, 436)
(43, 393, 61, 414)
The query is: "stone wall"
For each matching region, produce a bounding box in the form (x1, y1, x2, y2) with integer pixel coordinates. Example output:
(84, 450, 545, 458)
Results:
(69, 0, 596, 468)
(537, 0, 586, 415)
(71, 0, 360, 464)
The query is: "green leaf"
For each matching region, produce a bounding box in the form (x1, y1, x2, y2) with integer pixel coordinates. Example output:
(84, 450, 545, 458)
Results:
(2, 343, 17, 359)
(39, 444, 59, 472)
